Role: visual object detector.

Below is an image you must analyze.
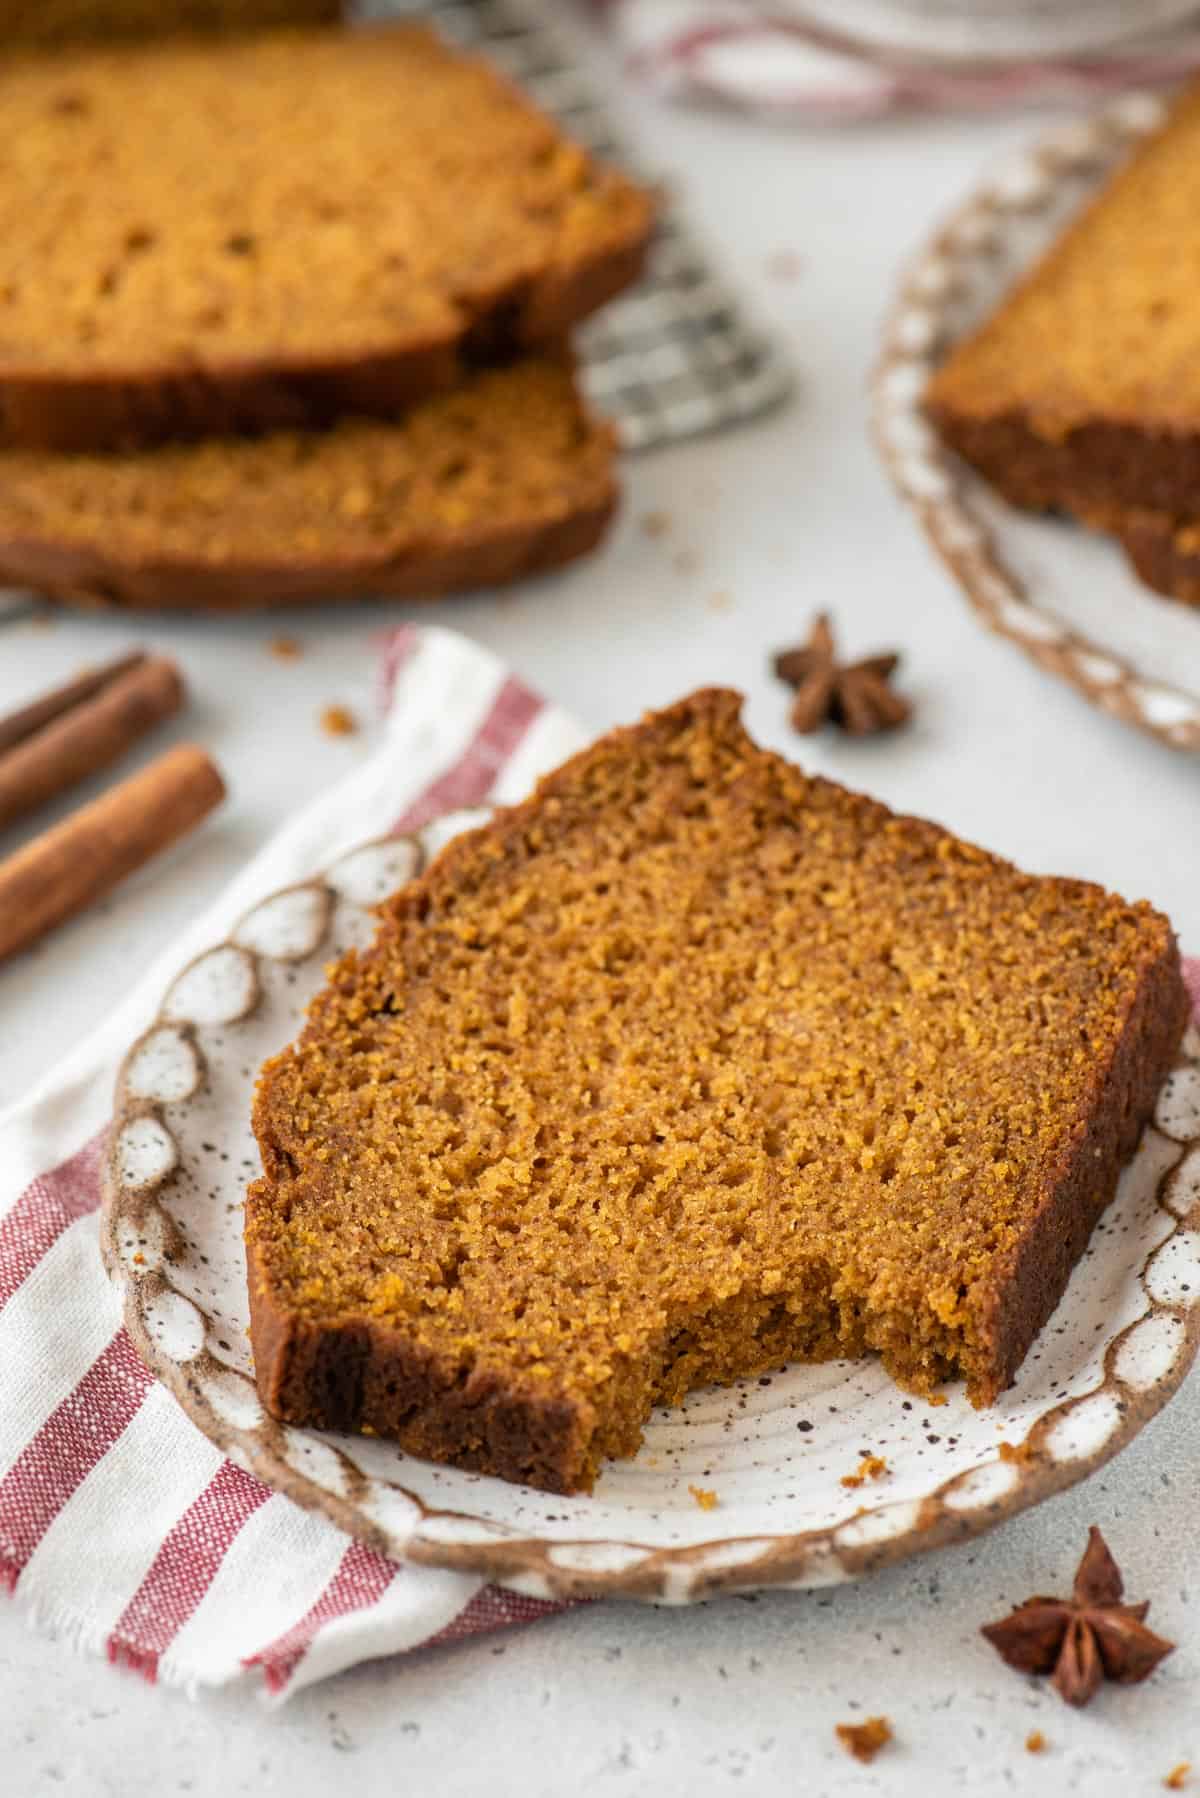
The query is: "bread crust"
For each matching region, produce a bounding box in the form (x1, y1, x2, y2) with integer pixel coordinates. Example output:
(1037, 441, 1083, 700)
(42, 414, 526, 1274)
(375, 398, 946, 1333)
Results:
(0, 485, 617, 612)
(246, 691, 1188, 1493)
(921, 404, 1200, 609)
(976, 924, 1188, 1400)
(246, 1231, 594, 1492)
(1105, 508, 1200, 608)
(924, 404, 1200, 520)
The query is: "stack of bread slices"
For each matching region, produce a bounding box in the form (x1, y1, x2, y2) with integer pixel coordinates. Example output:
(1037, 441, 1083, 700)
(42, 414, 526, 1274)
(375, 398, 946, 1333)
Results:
(0, 3, 653, 611)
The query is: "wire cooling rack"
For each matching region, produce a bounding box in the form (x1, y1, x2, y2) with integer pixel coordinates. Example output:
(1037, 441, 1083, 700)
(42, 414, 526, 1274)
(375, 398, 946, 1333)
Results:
(367, 0, 793, 451)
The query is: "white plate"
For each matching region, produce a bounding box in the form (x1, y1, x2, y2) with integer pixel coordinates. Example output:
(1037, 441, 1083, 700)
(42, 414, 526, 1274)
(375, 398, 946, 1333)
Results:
(101, 817, 1200, 1601)
(874, 93, 1200, 755)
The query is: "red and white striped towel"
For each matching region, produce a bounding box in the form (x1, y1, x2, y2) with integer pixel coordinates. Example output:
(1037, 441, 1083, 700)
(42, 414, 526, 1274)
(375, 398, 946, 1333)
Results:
(0, 626, 585, 1700)
(605, 2, 1200, 118)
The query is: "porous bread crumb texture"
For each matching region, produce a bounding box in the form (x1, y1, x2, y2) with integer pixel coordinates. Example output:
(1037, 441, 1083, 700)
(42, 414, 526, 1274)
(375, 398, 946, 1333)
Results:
(0, 23, 652, 448)
(926, 79, 1200, 517)
(0, 0, 339, 44)
(246, 691, 1187, 1494)
(0, 356, 618, 611)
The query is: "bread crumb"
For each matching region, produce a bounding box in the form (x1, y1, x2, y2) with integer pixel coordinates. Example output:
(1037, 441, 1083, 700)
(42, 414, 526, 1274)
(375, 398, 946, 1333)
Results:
(707, 590, 732, 613)
(640, 510, 670, 539)
(841, 1453, 889, 1490)
(270, 636, 303, 660)
(1025, 1730, 1047, 1754)
(132, 1252, 145, 1266)
(320, 704, 358, 737)
(835, 1717, 892, 1763)
(926, 1392, 948, 1406)
(1164, 1765, 1191, 1791)
(688, 1484, 719, 1511)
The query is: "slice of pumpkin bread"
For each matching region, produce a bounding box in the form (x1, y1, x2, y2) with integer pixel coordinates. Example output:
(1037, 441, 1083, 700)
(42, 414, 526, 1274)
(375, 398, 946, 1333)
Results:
(246, 691, 1186, 1493)
(0, 23, 653, 451)
(926, 81, 1200, 517)
(0, 355, 617, 611)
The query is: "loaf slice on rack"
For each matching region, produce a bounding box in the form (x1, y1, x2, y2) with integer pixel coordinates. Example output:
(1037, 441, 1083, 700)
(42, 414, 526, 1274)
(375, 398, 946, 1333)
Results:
(0, 22, 653, 450)
(0, 355, 618, 610)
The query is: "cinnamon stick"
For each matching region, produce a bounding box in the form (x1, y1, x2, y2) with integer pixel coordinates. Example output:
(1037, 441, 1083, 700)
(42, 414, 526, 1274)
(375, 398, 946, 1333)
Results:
(0, 655, 184, 832)
(0, 745, 225, 963)
(0, 650, 146, 757)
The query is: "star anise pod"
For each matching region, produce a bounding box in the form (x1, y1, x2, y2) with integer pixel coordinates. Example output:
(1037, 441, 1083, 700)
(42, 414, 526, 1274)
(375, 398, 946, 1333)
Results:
(772, 613, 911, 736)
(981, 1527, 1175, 1708)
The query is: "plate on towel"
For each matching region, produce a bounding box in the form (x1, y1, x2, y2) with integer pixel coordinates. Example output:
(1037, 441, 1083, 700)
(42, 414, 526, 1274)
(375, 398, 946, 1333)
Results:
(874, 92, 1200, 755)
(101, 815, 1200, 1601)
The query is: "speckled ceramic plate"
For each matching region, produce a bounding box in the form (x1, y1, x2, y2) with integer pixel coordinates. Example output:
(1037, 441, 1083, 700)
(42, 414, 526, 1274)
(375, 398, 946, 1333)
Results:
(874, 92, 1200, 755)
(100, 816, 1200, 1601)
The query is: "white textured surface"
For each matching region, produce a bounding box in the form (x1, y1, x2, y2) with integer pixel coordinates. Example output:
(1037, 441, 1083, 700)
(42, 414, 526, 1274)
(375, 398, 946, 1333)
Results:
(3, 9, 1200, 1791)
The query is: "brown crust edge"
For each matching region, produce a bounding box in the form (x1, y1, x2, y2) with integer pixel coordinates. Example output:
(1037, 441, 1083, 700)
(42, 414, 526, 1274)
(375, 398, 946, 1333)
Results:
(980, 926, 1189, 1399)
(245, 1232, 594, 1493)
(0, 475, 618, 613)
(1109, 509, 1200, 609)
(924, 392, 1200, 612)
(924, 401, 1200, 520)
